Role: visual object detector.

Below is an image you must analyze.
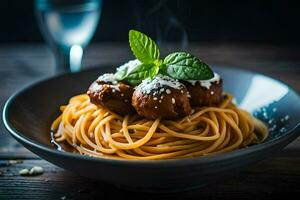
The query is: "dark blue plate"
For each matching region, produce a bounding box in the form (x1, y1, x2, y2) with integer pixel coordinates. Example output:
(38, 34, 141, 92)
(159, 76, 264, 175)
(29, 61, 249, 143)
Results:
(3, 66, 300, 193)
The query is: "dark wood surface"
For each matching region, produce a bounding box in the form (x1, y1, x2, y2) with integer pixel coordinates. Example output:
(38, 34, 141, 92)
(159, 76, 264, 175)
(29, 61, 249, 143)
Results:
(1, 43, 300, 199)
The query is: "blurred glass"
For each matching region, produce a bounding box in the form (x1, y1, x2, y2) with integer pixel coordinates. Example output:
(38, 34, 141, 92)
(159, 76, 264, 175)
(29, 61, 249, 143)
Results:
(35, 0, 102, 73)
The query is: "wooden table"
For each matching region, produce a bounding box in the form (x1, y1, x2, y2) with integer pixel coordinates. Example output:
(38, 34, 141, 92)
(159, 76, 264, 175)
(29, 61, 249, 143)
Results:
(1, 43, 300, 199)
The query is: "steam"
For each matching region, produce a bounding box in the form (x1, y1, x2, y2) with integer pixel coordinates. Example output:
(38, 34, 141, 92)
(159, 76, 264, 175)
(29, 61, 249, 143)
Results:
(133, 0, 188, 50)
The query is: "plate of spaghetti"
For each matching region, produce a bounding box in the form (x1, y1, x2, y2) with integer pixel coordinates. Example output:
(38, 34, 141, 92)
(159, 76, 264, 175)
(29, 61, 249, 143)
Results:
(3, 30, 300, 192)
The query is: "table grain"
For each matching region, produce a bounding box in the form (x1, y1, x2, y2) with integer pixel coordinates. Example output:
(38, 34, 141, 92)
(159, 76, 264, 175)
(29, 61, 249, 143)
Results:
(1, 43, 300, 199)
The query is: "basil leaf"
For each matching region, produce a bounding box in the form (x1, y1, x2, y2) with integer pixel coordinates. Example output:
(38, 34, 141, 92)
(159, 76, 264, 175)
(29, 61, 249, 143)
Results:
(150, 64, 160, 79)
(129, 30, 160, 64)
(115, 68, 127, 80)
(115, 59, 141, 80)
(123, 63, 158, 85)
(163, 52, 214, 80)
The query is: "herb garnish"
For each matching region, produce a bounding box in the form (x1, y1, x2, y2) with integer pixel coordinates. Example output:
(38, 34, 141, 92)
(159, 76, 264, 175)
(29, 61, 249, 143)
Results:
(115, 30, 213, 85)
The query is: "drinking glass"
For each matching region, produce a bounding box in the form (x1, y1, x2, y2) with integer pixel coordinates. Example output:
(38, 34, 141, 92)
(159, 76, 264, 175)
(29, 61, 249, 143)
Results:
(35, 0, 102, 73)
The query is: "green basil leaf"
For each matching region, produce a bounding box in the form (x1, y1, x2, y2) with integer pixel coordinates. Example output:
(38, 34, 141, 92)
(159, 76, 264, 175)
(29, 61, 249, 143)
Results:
(115, 59, 142, 80)
(163, 52, 214, 80)
(129, 30, 160, 64)
(123, 63, 158, 85)
(114, 68, 127, 80)
(150, 64, 160, 79)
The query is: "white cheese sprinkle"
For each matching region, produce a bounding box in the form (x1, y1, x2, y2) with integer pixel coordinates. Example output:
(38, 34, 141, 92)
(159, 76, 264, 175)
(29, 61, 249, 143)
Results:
(166, 89, 171, 94)
(97, 73, 118, 85)
(116, 59, 141, 75)
(109, 85, 120, 92)
(90, 75, 120, 93)
(135, 74, 184, 95)
(89, 82, 101, 92)
(187, 92, 191, 98)
(172, 98, 175, 104)
(187, 72, 220, 89)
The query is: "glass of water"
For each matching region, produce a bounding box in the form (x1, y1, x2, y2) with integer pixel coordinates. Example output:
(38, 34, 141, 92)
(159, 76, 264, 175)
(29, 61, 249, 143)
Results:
(35, 0, 102, 73)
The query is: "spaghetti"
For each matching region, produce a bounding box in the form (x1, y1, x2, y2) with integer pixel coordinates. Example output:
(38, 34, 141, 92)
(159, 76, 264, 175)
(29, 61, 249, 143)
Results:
(51, 93, 268, 160)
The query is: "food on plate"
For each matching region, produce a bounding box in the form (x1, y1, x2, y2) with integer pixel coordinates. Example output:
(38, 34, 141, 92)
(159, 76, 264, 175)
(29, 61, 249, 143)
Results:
(51, 30, 268, 160)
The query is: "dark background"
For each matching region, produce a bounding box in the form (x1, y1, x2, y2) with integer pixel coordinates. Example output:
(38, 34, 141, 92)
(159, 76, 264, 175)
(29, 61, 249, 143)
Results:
(0, 0, 299, 44)
(1, 1, 300, 199)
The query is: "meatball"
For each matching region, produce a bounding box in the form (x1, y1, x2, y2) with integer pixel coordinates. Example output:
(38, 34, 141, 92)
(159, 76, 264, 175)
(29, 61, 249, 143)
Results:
(184, 73, 223, 107)
(132, 75, 192, 119)
(87, 73, 135, 115)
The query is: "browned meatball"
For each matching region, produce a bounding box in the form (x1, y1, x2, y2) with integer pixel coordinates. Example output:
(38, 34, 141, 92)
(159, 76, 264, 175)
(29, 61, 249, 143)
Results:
(132, 75, 192, 119)
(87, 73, 135, 115)
(184, 73, 223, 107)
